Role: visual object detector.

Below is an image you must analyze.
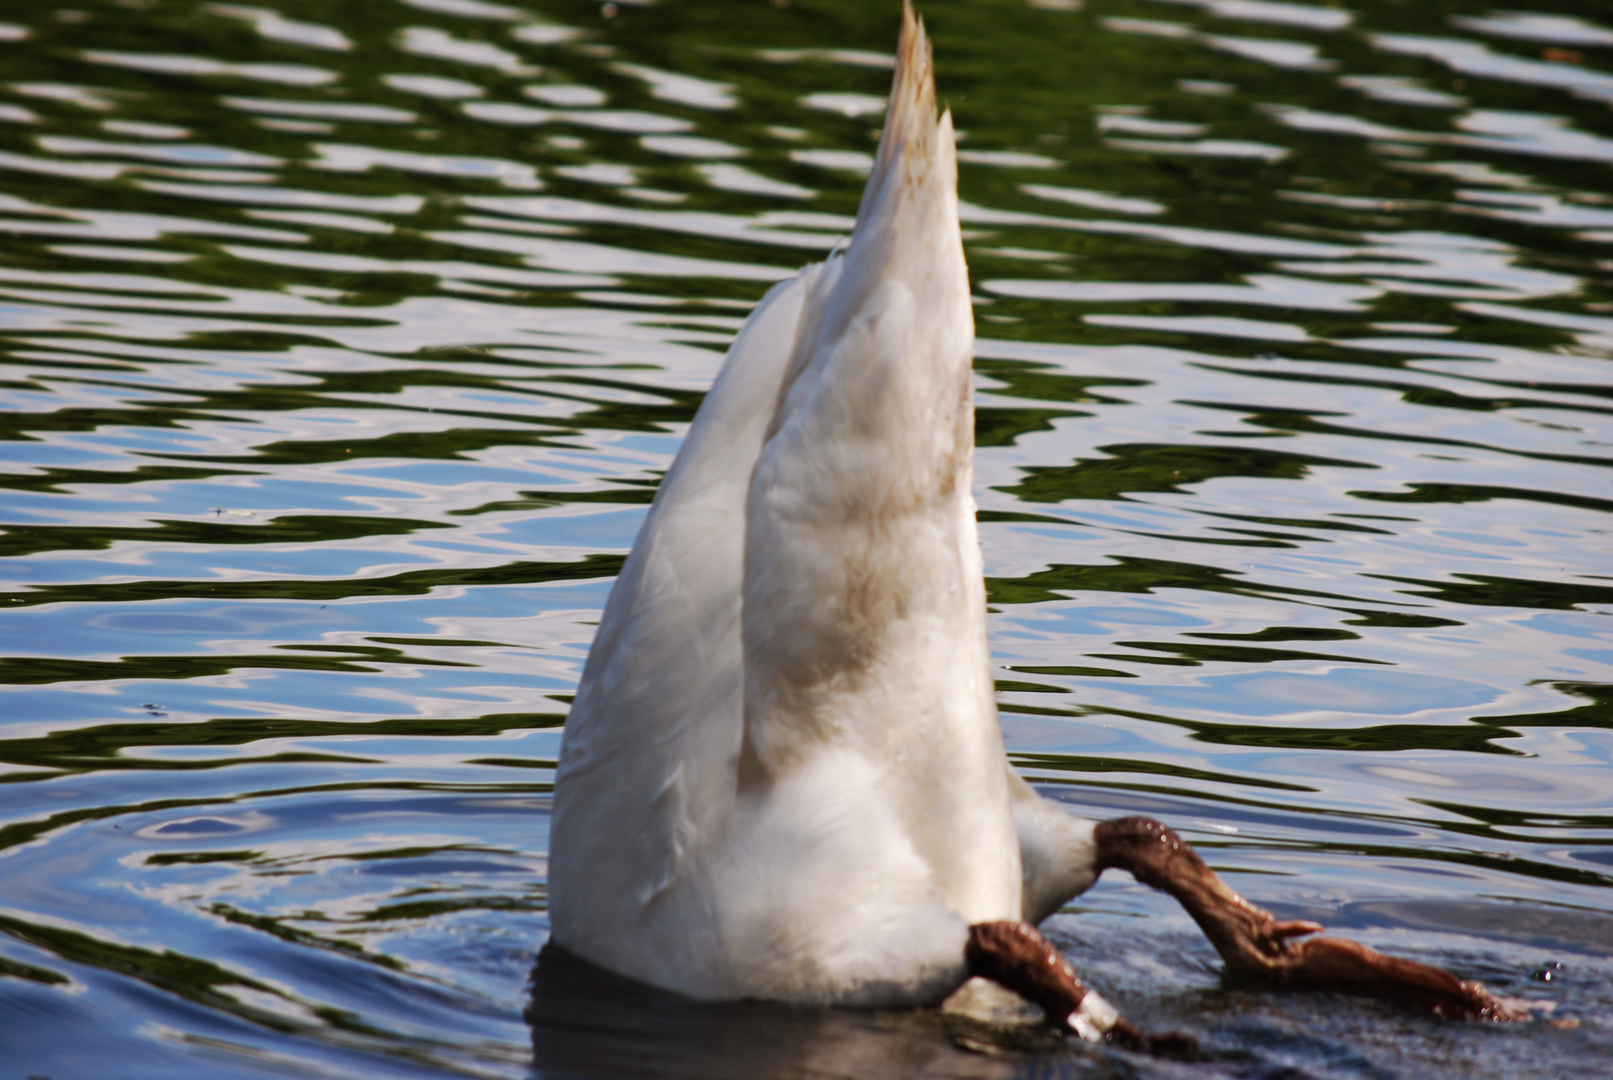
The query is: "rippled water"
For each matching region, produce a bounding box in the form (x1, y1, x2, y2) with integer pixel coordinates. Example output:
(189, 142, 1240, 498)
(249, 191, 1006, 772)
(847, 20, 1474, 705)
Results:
(0, 0, 1610, 1076)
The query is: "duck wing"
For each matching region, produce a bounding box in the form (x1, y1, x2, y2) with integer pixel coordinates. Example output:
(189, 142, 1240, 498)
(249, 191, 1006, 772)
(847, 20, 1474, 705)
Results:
(550, 256, 844, 976)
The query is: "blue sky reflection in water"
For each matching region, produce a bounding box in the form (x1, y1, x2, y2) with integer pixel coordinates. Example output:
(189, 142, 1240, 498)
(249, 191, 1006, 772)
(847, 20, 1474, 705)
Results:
(0, 0, 1609, 1076)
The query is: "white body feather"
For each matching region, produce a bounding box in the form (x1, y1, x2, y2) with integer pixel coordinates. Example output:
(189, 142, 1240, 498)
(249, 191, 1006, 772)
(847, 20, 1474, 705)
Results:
(549, 5, 1097, 1006)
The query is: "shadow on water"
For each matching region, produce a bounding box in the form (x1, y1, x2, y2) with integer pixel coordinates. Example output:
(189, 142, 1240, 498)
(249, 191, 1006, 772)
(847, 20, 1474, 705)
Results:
(527, 902, 1613, 1080)
(529, 945, 1061, 1080)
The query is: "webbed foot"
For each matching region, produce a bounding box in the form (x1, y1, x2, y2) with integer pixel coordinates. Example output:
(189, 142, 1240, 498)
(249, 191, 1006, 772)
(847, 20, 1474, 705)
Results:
(965, 921, 1198, 1055)
(1093, 815, 1526, 1021)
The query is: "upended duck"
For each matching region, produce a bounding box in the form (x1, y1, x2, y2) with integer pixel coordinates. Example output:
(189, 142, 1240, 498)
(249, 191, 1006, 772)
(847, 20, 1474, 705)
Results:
(548, 2, 1518, 1042)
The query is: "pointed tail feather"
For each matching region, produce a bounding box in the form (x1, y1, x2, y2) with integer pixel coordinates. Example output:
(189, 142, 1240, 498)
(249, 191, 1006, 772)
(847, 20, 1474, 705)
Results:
(856, 0, 942, 234)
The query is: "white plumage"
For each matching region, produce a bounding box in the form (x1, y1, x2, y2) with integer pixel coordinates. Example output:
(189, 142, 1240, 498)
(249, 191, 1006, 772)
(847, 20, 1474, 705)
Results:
(549, 3, 1096, 1008)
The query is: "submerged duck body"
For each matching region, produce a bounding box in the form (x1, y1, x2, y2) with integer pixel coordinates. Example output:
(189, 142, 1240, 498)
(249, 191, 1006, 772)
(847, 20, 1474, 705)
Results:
(548, 2, 1517, 1033)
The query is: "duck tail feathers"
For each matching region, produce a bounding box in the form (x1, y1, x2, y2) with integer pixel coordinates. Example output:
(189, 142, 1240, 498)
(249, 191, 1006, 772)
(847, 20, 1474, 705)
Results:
(855, 0, 949, 233)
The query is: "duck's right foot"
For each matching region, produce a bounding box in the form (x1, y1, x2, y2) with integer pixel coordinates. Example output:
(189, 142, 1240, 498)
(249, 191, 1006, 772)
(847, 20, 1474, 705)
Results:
(1092, 815, 1528, 1021)
(1250, 935, 1533, 1021)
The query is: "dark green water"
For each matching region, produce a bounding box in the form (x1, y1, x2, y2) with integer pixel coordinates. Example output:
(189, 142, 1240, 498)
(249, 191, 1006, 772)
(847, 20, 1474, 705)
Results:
(0, 0, 1610, 1076)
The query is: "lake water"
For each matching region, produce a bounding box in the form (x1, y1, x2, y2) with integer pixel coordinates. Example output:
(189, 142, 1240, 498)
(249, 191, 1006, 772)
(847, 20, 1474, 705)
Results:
(0, 0, 1610, 1076)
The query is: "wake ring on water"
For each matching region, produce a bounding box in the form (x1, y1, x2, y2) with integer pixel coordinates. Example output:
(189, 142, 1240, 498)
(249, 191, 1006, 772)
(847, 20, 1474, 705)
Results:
(134, 811, 275, 840)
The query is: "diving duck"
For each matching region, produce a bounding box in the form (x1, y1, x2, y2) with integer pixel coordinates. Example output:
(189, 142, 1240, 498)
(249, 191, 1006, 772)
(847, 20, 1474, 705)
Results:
(547, 1, 1516, 1041)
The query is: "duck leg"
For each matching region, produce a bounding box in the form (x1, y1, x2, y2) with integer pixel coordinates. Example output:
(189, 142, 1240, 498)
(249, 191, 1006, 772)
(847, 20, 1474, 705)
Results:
(965, 921, 1194, 1053)
(1093, 816, 1523, 1020)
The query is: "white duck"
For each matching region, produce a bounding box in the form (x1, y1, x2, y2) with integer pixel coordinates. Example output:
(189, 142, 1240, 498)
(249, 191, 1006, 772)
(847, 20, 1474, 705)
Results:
(549, 2, 1511, 1038)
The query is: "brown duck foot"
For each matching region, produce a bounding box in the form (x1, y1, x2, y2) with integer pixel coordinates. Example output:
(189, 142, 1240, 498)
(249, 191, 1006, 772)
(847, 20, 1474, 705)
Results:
(1254, 934, 1534, 1021)
(965, 921, 1198, 1056)
(1093, 815, 1530, 1021)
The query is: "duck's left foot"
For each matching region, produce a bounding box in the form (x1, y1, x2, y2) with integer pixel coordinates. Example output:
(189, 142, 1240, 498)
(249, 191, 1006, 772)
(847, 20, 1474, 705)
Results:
(1259, 935, 1534, 1021)
(965, 921, 1198, 1055)
(1093, 815, 1528, 1021)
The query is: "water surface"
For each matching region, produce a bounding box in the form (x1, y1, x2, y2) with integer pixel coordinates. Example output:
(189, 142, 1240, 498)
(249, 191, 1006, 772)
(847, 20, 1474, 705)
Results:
(0, 0, 1610, 1077)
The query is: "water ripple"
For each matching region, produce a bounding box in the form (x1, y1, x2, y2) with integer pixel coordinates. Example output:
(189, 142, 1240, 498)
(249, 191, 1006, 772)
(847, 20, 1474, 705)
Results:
(0, 1, 1610, 1077)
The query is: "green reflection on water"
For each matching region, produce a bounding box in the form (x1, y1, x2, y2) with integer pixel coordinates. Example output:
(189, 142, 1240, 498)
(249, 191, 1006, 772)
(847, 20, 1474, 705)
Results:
(2, 0, 1613, 1074)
